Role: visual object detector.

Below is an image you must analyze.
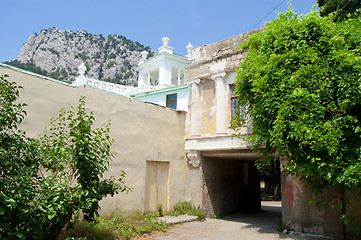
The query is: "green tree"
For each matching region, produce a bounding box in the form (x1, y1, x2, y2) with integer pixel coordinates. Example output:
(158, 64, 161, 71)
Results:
(232, 8, 361, 232)
(317, 0, 361, 21)
(4, 60, 48, 76)
(0, 75, 130, 239)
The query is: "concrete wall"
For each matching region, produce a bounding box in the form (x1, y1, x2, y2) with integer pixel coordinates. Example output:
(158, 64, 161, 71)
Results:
(0, 66, 186, 213)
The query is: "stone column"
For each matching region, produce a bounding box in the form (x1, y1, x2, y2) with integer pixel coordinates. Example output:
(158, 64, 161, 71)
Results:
(178, 68, 181, 85)
(147, 72, 151, 86)
(189, 79, 201, 137)
(212, 72, 227, 135)
(138, 71, 145, 88)
(159, 62, 172, 86)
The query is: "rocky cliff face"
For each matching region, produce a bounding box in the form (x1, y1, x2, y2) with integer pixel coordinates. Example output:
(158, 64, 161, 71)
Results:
(17, 28, 154, 85)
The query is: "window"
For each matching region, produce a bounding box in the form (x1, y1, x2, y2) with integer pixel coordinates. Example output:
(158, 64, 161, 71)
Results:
(230, 85, 244, 118)
(166, 93, 177, 110)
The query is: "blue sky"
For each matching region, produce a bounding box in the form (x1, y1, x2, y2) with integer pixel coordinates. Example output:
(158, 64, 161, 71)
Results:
(1, 0, 318, 62)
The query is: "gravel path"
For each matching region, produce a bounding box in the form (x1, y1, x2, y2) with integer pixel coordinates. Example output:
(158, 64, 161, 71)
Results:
(136, 202, 332, 240)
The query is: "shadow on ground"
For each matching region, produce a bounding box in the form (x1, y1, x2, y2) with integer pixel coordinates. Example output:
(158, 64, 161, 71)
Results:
(222, 201, 332, 240)
(138, 201, 332, 240)
(222, 202, 281, 233)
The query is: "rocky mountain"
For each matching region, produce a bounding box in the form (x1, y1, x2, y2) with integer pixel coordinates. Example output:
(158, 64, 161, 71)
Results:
(12, 27, 154, 85)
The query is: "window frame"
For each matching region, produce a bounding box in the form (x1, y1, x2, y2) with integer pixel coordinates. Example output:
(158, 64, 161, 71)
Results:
(230, 84, 244, 119)
(166, 93, 177, 110)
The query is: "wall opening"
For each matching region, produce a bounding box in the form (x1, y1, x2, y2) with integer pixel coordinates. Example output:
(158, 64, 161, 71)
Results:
(260, 160, 281, 201)
(202, 157, 261, 216)
(145, 161, 170, 212)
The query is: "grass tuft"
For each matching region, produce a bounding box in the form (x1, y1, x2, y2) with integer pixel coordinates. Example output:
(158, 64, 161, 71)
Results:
(168, 201, 206, 220)
(57, 210, 168, 240)
(58, 202, 205, 239)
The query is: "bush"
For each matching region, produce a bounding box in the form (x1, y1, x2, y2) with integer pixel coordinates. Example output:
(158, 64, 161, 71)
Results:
(106, 60, 116, 69)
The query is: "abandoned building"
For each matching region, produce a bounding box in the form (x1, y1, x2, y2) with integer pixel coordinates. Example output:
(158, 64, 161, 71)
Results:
(184, 29, 263, 216)
(1, 28, 361, 239)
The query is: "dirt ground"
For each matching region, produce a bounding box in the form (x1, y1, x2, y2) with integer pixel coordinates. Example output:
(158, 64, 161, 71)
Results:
(135, 202, 332, 240)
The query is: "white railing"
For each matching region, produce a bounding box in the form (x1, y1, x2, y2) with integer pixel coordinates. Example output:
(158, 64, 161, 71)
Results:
(86, 79, 136, 96)
(79, 77, 180, 97)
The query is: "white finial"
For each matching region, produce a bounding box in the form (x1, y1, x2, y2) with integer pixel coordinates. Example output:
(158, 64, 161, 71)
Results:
(159, 37, 173, 54)
(162, 37, 170, 46)
(78, 62, 86, 75)
(186, 43, 194, 53)
(141, 51, 148, 60)
(186, 43, 194, 60)
(138, 51, 149, 65)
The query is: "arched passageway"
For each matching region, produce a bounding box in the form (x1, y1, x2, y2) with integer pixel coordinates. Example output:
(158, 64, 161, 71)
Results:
(200, 153, 281, 218)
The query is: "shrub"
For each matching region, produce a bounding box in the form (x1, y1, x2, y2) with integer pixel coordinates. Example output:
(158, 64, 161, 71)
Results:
(0, 75, 130, 239)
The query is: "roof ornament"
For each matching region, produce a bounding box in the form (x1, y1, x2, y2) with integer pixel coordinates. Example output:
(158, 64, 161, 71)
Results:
(138, 51, 148, 65)
(186, 43, 194, 60)
(158, 37, 173, 54)
(162, 37, 170, 46)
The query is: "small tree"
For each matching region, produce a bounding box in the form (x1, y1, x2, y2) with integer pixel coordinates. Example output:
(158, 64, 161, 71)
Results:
(0, 75, 129, 239)
(0, 74, 43, 239)
(232, 8, 361, 233)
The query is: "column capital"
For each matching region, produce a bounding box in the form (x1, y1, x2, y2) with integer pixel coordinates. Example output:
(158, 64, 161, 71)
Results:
(211, 71, 226, 81)
(187, 78, 201, 85)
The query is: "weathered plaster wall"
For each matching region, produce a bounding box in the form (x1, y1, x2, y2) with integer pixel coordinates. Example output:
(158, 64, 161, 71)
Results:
(185, 29, 263, 139)
(199, 79, 216, 136)
(184, 161, 204, 207)
(0, 66, 186, 213)
(281, 172, 344, 238)
(186, 28, 263, 81)
(184, 30, 263, 217)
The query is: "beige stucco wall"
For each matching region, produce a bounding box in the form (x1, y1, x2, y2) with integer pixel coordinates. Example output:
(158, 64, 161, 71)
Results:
(0, 66, 186, 213)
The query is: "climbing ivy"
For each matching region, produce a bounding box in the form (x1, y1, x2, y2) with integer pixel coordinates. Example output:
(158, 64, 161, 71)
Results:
(232, 8, 361, 233)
